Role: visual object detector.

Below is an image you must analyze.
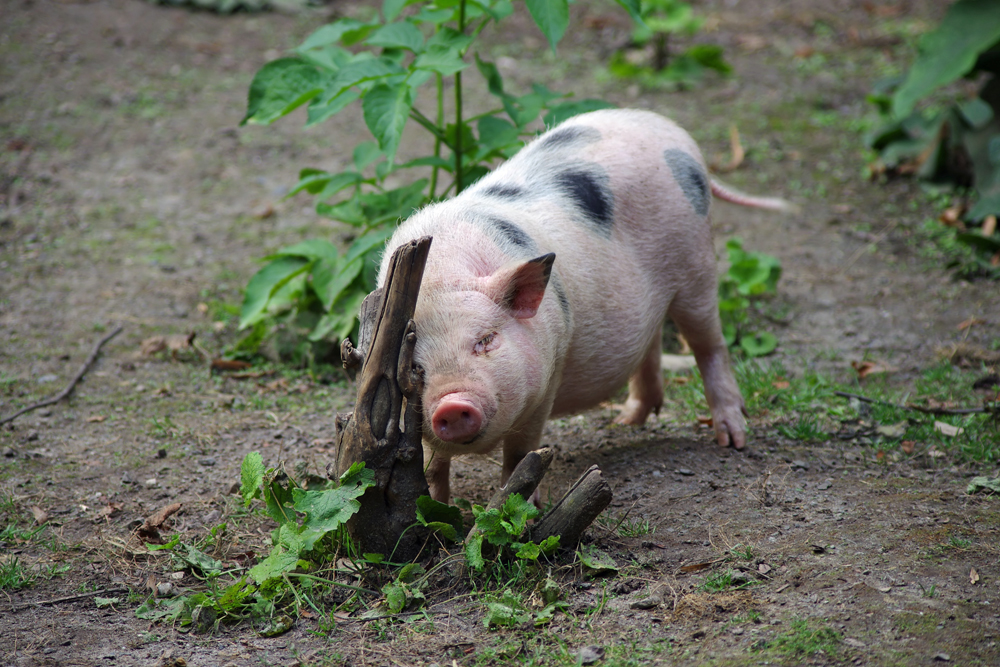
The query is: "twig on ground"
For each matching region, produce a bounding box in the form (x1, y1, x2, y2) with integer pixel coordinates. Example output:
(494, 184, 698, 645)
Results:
(9, 586, 130, 613)
(833, 390, 997, 416)
(0, 325, 123, 426)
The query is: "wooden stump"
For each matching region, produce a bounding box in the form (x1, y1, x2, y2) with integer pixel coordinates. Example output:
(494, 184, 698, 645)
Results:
(331, 237, 432, 562)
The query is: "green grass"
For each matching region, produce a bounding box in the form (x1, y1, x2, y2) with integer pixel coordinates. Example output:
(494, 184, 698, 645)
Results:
(0, 556, 36, 590)
(756, 618, 841, 658)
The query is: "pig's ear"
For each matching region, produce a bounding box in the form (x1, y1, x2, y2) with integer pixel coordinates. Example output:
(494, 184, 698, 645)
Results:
(488, 253, 555, 319)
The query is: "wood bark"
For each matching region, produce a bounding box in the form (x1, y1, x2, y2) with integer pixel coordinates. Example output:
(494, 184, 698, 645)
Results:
(530, 465, 613, 547)
(331, 237, 432, 562)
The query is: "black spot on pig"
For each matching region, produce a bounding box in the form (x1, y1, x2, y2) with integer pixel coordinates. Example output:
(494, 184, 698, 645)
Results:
(481, 183, 525, 200)
(550, 272, 571, 326)
(536, 125, 601, 152)
(555, 167, 614, 237)
(480, 214, 538, 253)
(663, 149, 709, 216)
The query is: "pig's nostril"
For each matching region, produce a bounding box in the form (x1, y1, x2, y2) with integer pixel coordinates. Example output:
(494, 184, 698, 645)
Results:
(432, 399, 483, 443)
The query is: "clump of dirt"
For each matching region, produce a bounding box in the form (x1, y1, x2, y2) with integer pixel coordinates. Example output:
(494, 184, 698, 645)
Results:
(2, 0, 999, 665)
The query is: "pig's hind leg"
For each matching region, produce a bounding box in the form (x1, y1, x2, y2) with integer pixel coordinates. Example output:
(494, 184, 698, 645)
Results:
(667, 284, 747, 449)
(615, 331, 665, 425)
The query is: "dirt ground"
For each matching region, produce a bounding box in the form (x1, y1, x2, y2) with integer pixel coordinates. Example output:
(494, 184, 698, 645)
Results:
(2, 0, 999, 665)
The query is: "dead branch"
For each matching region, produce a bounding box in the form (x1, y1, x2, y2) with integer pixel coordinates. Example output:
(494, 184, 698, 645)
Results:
(833, 390, 998, 416)
(531, 465, 613, 547)
(1, 325, 123, 426)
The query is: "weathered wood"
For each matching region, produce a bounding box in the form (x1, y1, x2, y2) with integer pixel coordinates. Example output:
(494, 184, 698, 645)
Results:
(341, 287, 383, 372)
(331, 237, 432, 562)
(530, 465, 613, 547)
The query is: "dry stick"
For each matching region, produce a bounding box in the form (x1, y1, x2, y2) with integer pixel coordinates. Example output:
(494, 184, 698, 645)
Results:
(833, 390, 998, 416)
(0, 325, 123, 426)
(9, 586, 130, 613)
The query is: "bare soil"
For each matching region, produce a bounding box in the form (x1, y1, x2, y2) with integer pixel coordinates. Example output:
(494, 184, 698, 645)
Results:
(2, 0, 999, 665)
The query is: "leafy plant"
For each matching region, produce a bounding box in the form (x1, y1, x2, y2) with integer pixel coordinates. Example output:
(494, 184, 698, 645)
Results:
(717, 237, 781, 357)
(756, 618, 841, 658)
(609, 0, 730, 88)
(464, 494, 560, 571)
(867, 0, 1000, 275)
(236, 0, 640, 359)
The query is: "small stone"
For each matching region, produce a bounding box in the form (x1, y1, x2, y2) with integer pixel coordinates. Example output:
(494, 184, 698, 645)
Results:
(121, 472, 134, 485)
(630, 595, 662, 610)
(677, 468, 695, 476)
(145, 478, 158, 488)
(156, 448, 167, 459)
(2, 448, 15, 458)
(933, 653, 950, 662)
(731, 626, 744, 635)
(38, 374, 59, 384)
(577, 646, 604, 665)
(198, 457, 216, 467)
(156, 582, 175, 597)
(26, 431, 39, 442)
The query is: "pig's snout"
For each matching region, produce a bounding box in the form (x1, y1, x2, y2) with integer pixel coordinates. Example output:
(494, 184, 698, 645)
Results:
(431, 395, 484, 443)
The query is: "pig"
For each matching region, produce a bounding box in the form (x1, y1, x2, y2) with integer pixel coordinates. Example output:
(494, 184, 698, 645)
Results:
(375, 108, 791, 503)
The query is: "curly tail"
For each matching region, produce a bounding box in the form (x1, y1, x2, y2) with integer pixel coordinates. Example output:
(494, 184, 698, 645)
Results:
(710, 179, 800, 214)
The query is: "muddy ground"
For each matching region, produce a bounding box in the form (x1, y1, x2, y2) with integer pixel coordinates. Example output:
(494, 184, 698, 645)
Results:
(2, 0, 1000, 665)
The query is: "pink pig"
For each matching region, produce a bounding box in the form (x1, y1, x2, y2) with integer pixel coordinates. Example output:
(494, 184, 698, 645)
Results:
(377, 108, 790, 502)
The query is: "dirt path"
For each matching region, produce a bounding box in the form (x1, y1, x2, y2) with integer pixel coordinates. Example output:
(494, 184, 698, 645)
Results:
(2, 0, 998, 665)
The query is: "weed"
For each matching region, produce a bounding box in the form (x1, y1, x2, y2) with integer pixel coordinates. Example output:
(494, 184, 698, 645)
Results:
(729, 544, 756, 561)
(0, 556, 36, 590)
(699, 569, 754, 592)
(777, 415, 830, 442)
(757, 618, 841, 657)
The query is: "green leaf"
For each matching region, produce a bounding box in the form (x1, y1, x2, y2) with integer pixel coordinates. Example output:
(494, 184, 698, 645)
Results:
(240, 452, 265, 507)
(266, 239, 340, 262)
(413, 46, 469, 76)
(956, 231, 1000, 253)
(291, 475, 373, 548)
(175, 544, 225, 577)
(967, 476, 1000, 495)
(739, 331, 778, 357)
(313, 256, 362, 310)
(366, 21, 425, 53)
(299, 20, 371, 51)
(577, 544, 618, 577)
(316, 172, 365, 201)
(515, 541, 541, 560)
(543, 99, 616, 128)
(525, 0, 568, 51)
(242, 58, 326, 126)
(248, 550, 301, 585)
(476, 115, 520, 152)
(416, 496, 464, 539)
(464, 533, 485, 570)
(614, 0, 644, 26)
(239, 256, 311, 329)
(306, 89, 361, 127)
(426, 27, 474, 53)
(363, 81, 416, 164)
(539, 534, 560, 555)
(892, 0, 1000, 118)
(382, 0, 409, 22)
(353, 141, 384, 171)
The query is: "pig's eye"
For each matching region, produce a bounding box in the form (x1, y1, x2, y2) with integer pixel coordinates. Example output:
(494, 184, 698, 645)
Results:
(474, 331, 497, 355)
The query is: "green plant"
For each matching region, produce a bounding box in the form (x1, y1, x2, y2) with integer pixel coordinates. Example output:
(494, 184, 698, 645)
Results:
(698, 568, 754, 593)
(464, 493, 560, 572)
(0, 556, 36, 590)
(756, 618, 841, 658)
(867, 0, 1000, 276)
(609, 0, 730, 88)
(236, 0, 640, 358)
(776, 415, 830, 442)
(717, 237, 782, 357)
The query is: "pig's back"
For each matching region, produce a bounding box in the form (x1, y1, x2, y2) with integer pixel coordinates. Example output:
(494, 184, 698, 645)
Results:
(466, 109, 718, 414)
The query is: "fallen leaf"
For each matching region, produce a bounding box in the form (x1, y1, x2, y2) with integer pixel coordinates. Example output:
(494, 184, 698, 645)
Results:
(758, 563, 771, 575)
(211, 358, 252, 372)
(135, 502, 182, 544)
(696, 416, 714, 427)
(86, 415, 106, 423)
(933, 421, 964, 437)
(876, 422, 906, 438)
(252, 202, 275, 219)
(967, 476, 1000, 495)
(31, 506, 49, 524)
(901, 440, 916, 455)
(970, 568, 979, 585)
(196, 302, 209, 315)
(735, 33, 768, 52)
(851, 360, 895, 379)
(772, 380, 790, 389)
(939, 205, 966, 230)
(680, 561, 715, 573)
(957, 317, 985, 331)
(794, 45, 815, 58)
(875, 450, 886, 462)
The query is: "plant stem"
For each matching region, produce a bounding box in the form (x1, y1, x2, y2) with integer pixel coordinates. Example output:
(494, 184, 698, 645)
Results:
(454, 0, 466, 193)
(430, 71, 444, 199)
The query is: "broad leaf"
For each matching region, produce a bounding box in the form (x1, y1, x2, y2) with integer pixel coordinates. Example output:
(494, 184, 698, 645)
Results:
(414, 46, 469, 76)
(266, 239, 339, 262)
(242, 58, 326, 126)
(299, 20, 371, 51)
(239, 256, 310, 329)
(543, 99, 616, 128)
(362, 81, 416, 164)
(313, 256, 363, 310)
(366, 21, 425, 53)
(892, 0, 1000, 118)
(525, 0, 568, 51)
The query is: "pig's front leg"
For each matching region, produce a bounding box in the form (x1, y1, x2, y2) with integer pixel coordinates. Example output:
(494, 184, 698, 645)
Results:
(668, 287, 747, 449)
(615, 330, 665, 424)
(425, 450, 452, 503)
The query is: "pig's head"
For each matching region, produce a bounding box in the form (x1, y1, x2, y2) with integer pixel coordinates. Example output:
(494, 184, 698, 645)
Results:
(414, 253, 555, 458)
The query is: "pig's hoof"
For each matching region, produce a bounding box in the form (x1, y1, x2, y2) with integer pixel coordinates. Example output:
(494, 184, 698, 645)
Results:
(614, 398, 654, 425)
(716, 419, 747, 450)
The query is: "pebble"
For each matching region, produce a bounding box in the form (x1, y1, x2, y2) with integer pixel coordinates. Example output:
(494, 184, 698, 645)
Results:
(37, 374, 59, 383)
(677, 468, 695, 476)
(791, 460, 809, 471)
(121, 472, 134, 485)
(145, 478, 158, 488)
(198, 457, 216, 467)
